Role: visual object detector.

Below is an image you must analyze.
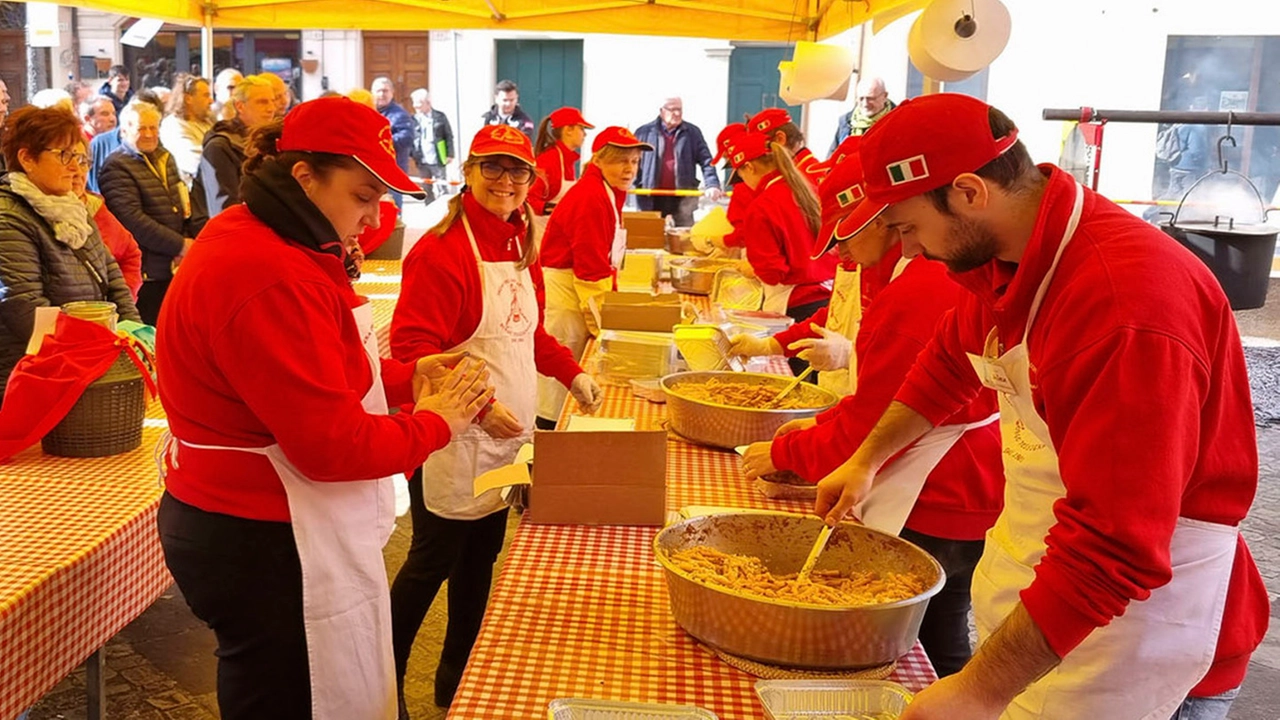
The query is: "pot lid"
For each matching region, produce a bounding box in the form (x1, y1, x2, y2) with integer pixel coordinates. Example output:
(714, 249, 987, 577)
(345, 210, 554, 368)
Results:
(1170, 219, 1278, 236)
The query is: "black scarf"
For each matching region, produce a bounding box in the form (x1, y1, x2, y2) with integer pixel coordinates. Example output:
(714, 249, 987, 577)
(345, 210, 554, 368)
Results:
(241, 156, 345, 261)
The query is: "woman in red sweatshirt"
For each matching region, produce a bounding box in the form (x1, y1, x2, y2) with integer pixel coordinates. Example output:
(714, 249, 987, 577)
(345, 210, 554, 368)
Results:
(155, 97, 493, 720)
(529, 106, 593, 215)
(536, 126, 652, 426)
(739, 150, 1003, 677)
(388, 124, 603, 710)
(724, 130, 837, 374)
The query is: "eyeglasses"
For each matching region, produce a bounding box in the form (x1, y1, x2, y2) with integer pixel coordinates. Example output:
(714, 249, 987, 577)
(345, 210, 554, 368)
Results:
(45, 148, 90, 168)
(477, 160, 534, 185)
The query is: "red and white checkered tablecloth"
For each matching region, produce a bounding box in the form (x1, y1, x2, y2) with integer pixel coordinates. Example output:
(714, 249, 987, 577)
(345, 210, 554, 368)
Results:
(0, 405, 173, 719)
(448, 334, 937, 719)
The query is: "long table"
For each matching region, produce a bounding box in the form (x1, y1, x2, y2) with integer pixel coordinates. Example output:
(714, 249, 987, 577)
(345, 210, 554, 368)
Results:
(0, 261, 404, 719)
(447, 340, 938, 719)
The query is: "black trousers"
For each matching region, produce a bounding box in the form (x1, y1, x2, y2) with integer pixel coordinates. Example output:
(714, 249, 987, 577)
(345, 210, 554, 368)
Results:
(636, 194, 698, 227)
(157, 492, 312, 719)
(784, 297, 830, 378)
(389, 468, 509, 706)
(135, 278, 171, 326)
(899, 527, 986, 678)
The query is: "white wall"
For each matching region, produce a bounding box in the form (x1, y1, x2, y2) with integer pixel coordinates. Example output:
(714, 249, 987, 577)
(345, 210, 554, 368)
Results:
(858, 0, 1280, 207)
(75, 11, 123, 66)
(299, 29, 362, 101)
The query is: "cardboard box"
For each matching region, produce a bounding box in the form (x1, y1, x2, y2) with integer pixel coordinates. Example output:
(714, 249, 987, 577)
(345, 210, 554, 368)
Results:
(530, 429, 667, 525)
(594, 291, 683, 333)
(623, 211, 666, 250)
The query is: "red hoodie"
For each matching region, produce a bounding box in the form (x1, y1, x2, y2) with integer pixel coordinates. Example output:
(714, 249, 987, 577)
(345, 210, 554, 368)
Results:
(530, 141, 580, 215)
(771, 246, 1003, 540)
(895, 165, 1268, 696)
(390, 192, 581, 390)
(539, 163, 626, 282)
(739, 171, 837, 308)
(157, 205, 452, 523)
(89, 194, 142, 300)
(721, 181, 756, 249)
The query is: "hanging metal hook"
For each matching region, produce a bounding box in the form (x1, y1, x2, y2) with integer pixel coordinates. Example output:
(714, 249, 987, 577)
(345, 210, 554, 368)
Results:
(1217, 134, 1237, 174)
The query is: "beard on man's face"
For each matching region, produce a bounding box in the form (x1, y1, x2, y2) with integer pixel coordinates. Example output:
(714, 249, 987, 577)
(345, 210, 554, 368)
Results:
(926, 214, 1000, 274)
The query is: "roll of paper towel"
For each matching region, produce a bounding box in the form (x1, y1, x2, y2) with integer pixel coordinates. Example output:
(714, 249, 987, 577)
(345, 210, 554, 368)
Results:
(778, 41, 856, 105)
(908, 0, 1011, 83)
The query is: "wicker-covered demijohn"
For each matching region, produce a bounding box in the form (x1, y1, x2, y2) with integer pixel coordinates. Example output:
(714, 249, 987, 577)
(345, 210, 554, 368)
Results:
(42, 351, 146, 458)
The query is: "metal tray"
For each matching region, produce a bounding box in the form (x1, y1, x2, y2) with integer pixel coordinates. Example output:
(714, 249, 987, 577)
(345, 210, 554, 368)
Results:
(547, 698, 720, 719)
(754, 679, 912, 719)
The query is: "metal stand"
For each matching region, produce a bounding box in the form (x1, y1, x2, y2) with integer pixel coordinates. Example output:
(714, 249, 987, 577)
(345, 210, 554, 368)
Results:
(85, 649, 105, 720)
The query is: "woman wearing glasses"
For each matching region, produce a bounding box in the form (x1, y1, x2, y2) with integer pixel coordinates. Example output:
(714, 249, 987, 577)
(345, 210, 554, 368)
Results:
(0, 106, 139, 397)
(534, 126, 650, 427)
(388, 125, 602, 712)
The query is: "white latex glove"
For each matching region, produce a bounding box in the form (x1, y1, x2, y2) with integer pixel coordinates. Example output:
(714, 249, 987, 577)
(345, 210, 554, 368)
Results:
(703, 186, 725, 201)
(569, 373, 604, 414)
(728, 333, 782, 358)
(478, 400, 524, 439)
(787, 325, 853, 372)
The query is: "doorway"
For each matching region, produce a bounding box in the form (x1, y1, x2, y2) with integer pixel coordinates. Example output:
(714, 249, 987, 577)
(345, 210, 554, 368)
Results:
(363, 32, 428, 106)
(494, 39, 584, 128)
(727, 45, 803, 127)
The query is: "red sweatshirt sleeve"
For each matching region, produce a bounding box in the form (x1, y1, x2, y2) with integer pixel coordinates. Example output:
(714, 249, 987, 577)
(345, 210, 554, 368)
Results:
(771, 322, 928, 482)
(771, 307, 829, 358)
(380, 356, 416, 407)
(529, 174, 549, 215)
(1020, 328, 1210, 657)
(567, 192, 616, 282)
(390, 235, 468, 361)
(213, 280, 451, 482)
(528, 261, 584, 386)
(894, 302, 985, 425)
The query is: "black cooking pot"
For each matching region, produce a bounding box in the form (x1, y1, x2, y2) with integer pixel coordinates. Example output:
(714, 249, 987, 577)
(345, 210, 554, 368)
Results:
(1159, 164, 1277, 310)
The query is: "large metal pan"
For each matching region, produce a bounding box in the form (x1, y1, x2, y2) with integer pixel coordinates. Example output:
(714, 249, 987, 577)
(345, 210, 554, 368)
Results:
(660, 371, 838, 449)
(654, 512, 944, 669)
(668, 257, 737, 295)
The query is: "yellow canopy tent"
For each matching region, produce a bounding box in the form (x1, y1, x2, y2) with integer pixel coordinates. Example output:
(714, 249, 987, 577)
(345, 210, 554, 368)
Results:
(29, 0, 923, 42)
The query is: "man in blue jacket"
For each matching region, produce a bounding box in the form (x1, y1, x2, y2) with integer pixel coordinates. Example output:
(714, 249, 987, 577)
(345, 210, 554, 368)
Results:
(373, 76, 417, 209)
(633, 97, 722, 226)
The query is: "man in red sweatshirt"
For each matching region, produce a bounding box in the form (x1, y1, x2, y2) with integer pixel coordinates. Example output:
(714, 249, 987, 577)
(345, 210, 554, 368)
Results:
(739, 145, 1003, 677)
(817, 94, 1268, 720)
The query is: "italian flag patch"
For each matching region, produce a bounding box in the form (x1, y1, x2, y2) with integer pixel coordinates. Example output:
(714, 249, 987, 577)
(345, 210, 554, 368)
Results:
(836, 184, 865, 207)
(887, 155, 929, 185)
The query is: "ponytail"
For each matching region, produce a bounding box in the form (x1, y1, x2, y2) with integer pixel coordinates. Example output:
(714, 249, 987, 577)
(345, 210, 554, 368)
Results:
(770, 142, 821, 237)
(430, 158, 539, 271)
(534, 116, 559, 156)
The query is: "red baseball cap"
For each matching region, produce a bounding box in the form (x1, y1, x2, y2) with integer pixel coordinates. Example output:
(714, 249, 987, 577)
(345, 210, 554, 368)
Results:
(749, 107, 793, 136)
(278, 96, 425, 198)
(591, 126, 654, 153)
(548, 107, 594, 129)
(813, 147, 887, 258)
(860, 93, 1019, 207)
(713, 123, 747, 165)
(469, 124, 536, 166)
(815, 135, 860, 172)
(725, 132, 771, 170)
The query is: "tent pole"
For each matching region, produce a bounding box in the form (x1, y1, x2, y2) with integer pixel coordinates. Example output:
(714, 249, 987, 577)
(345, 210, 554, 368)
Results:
(201, 5, 214, 78)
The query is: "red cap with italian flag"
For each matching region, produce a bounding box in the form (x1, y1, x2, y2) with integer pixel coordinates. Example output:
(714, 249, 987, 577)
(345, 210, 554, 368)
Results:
(812, 145, 886, 258)
(860, 93, 1020, 207)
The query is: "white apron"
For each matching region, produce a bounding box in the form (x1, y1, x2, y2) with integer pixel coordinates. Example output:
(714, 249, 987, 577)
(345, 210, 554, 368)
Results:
(168, 299, 399, 720)
(815, 264, 861, 396)
(423, 215, 539, 520)
(966, 183, 1237, 719)
(549, 147, 578, 206)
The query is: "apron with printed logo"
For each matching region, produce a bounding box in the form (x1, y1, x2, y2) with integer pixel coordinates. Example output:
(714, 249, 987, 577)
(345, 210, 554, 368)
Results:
(168, 299, 400, 720)
(422, 215, 538, 519)
(965, 183, 1236, 719)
